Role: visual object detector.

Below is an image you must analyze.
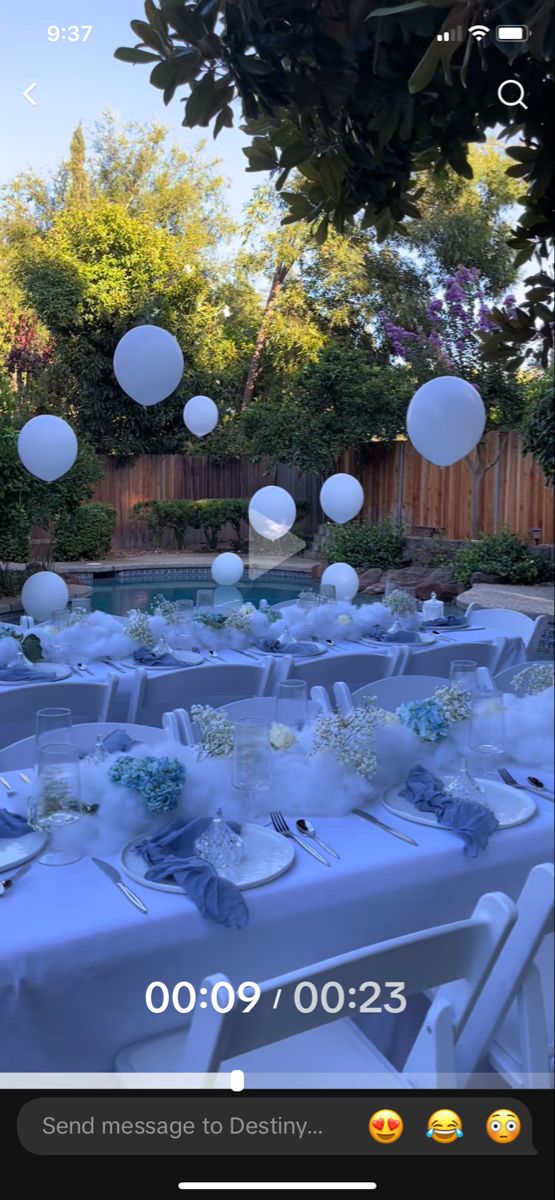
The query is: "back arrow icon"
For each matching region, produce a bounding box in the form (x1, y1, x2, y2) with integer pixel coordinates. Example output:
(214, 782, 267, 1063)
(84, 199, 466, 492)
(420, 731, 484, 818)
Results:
(23, 82, 37, 106)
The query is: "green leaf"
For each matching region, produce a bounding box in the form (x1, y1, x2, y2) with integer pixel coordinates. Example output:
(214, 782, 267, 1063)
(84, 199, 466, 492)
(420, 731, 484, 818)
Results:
(281, 192, 313, 220)
(279, 140, 310, 169)
(150, 49, 201, 89)
(159, 3, 205, 42)
(318, 155, 345, 202)
(313, 216, 329, 245)
(242, 137, 278, 171)
(21, 634, 43, 664)
(114, 46, 161, 64)
(145, 0, 169, 39)
(213, 104, 234, 137)
(130, 19, 168, 52)
(183, 71, 231, 127)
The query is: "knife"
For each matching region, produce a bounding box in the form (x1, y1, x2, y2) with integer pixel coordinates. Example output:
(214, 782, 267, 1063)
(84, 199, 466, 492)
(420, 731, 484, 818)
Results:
(352, 807, 419, 847)
(91, 857, 148, 913)
(0, 862, 32, 895)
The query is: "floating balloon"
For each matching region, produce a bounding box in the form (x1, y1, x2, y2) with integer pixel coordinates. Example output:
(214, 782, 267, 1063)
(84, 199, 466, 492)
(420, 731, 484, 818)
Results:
(211, 552, 244, 586)
(113, 325, 184, 406)
(21, 571, 69, 623)
(320, 473, 364, 525)
(321, 562, 359, 601)
(407, 376, 486, 467)
(249, 486, 297, 542)
(184, 395, 219, 437)
(18, 415, 78, 482)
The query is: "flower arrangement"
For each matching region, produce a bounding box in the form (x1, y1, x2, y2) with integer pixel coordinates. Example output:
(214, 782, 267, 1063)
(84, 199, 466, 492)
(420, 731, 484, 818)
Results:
(191, 704, 234, 759)
(432, 683, 472, 724)
(125, 609, 156, 649)
(224, 610, 252, 633)
(511, 662, 554, 696)
(310, 696, 394, 781)
(270, 722, 297, 751)
(0, 624, 43, 663)
(151, 594, 178, 623)
(385, 589, 416, 617)
(108, 755, 185, 813)
(195, 611, 227, 630)
(396, 683, 471, 742)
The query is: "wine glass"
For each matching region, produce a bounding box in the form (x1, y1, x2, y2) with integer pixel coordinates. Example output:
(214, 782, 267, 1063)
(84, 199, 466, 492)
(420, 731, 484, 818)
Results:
(298, 590, 317, 611)
(232, 718, 272, 827)
(196, 588, 215, 610)
(450, 660, 478, 699)
(34, 743, 83, 865)
(468, 688, 506, 778)
(275, 680, 308, 731)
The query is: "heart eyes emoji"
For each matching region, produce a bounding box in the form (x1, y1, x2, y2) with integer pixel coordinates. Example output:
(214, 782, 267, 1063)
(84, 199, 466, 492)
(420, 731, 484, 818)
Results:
(369, 1110, 404, 1144)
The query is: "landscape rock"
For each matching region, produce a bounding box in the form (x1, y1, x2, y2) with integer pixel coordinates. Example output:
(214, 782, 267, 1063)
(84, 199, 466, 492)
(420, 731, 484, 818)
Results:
(358, 568, 384, 589)
(470, 571, 501, 584)
(383, 565, 459, 601)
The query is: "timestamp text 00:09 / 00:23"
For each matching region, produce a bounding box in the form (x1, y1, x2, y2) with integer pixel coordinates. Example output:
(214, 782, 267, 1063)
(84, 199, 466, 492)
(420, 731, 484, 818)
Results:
(145, 980, 407, 1015)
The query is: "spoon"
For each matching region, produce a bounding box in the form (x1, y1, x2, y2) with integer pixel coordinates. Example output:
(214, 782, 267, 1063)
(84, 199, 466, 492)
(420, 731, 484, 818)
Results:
(295, 818, 340, 859)
(528, 775, 546, 790)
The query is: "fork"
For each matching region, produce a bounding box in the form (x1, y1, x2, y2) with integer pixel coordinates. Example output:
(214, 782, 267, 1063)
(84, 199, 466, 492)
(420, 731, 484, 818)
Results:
(270, 811, 330, 866)
(0, 776, 16, 798)
(497, 766, 550, 797)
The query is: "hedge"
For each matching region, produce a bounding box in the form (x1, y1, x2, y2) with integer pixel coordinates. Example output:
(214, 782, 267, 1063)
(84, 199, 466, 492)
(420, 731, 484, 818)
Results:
(53, 502, 117, 561)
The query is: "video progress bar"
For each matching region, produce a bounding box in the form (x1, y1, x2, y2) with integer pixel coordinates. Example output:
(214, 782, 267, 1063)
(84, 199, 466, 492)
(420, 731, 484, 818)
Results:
(178, 1186, 377, 1192)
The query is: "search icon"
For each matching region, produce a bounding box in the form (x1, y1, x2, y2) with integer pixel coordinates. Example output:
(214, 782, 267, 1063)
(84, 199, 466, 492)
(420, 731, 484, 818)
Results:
(498, 79, 528, 109)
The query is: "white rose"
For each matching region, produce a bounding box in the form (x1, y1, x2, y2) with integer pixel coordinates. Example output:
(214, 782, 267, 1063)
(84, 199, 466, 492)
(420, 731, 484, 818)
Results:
(270, 722, 297, 751)
(337, 614, 351, 625)
(239, 603, 255, 616)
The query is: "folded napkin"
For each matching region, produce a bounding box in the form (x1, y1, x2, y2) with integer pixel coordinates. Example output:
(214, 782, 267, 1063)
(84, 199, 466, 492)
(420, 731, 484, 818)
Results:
(0, 808, 33, 838)
(136, 818, 248, 929)
(365, 626, 421, 644)
(258, 639, 322, 657)
(133, 646, 181, 667)
(78, 730, 138, 758)
(399, 764, 499, 857)
(423, 615, 468, 628)
(0, 663, 38, 682)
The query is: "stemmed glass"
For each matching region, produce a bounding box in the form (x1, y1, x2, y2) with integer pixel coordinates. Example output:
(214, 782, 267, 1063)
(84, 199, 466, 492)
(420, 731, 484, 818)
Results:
(232, 718, 272, 827)
(275, 680, 308, 732)
(468, 688, 506, 778)
(34, 743, 83, 865)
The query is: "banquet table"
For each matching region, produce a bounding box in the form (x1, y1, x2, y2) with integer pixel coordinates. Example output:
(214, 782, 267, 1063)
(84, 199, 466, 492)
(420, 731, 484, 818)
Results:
(1, 772, 551, 1075)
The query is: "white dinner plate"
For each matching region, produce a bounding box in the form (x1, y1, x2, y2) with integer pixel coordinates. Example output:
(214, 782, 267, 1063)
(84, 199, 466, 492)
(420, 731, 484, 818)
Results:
(0, 829, 48, 872)
(256, 640, 328, 657)
(362, 631, 436, 647)
(0, 662, 73, 684)
(120, 823, 295, 892)
(121, 649, 205, 670)
(382, 777, 536, 830)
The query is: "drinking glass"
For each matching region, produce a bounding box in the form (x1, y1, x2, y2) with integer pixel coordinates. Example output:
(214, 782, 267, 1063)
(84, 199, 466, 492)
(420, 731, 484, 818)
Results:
(36, 708, 73, 755)
(71, 597, 91, 617)
(468, 689, 506, 778)
(319, 583, 336, 604)
(449, 660, 478, 699)
(196, 588, 215, 610)
(34, 743, 83, 865)
(175, 599, 194, 621)
(275, 680, 308, 731)
(50, 608, 70, 629)
(232, 718, 272, 825)
(298, 590, 317, 611)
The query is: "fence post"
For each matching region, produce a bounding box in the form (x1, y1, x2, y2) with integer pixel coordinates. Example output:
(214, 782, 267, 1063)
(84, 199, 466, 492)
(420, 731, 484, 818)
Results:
(395, 440, 405, 525)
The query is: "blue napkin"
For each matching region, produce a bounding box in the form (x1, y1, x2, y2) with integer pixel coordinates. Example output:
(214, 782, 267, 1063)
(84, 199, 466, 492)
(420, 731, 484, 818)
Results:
(78, 730, 138, 759)
(259, 639, 322, 657)
(136, 818, 249, 929)
(423, 615, 468, 628)
(365, 626, 421, 644)
(399, 764, 499, 857)
(133, 646, 181, 667)
(0, 664, 38, 682)
(0, 808, 33, 838)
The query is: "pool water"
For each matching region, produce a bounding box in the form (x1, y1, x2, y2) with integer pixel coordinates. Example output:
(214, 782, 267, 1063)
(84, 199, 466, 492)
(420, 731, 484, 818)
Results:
(91, 577, 317, 616)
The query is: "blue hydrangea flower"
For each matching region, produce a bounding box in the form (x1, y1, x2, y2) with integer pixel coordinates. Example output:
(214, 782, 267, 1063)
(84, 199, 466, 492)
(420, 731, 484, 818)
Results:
(108, 756, 186, 813)
(396, 699, 449, 742)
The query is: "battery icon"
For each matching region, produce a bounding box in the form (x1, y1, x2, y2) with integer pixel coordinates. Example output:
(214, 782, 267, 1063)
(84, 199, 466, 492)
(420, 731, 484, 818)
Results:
(496, 25, 529, 41)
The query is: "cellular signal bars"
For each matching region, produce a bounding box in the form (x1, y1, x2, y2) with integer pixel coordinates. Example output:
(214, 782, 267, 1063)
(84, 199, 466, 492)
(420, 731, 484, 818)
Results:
(436, 27, 464, 42)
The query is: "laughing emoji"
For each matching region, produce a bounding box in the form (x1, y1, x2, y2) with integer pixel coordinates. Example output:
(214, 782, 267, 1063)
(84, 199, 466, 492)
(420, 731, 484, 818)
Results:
(427, 1109, 463, 1144)
(369, 1109, 404, 1144)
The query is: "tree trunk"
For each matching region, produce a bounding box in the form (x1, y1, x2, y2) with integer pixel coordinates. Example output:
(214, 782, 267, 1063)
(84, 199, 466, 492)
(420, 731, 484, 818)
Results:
(241, 263, 289, 410)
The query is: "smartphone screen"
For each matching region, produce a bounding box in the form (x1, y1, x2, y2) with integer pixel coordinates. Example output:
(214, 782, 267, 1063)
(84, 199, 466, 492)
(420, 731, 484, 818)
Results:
(1, 1, 553, 1194)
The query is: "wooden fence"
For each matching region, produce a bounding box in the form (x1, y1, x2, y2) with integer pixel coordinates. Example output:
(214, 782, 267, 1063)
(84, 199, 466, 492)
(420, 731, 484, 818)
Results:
(93, 435, 553, 551)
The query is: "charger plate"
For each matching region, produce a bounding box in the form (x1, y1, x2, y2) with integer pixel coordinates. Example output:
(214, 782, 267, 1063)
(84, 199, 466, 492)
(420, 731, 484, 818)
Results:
(120, 823, 295, 892)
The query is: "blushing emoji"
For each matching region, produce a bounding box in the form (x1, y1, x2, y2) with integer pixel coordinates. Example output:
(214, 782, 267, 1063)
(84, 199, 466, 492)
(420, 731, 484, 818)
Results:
(486, 1109, 521, 1144)
(369, 1110, 404, 1144)
(426, 1109, 463, 1144)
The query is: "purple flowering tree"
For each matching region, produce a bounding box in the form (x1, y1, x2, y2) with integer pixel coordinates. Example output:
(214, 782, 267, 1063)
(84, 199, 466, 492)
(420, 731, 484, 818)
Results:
(380, 267, 525, 537)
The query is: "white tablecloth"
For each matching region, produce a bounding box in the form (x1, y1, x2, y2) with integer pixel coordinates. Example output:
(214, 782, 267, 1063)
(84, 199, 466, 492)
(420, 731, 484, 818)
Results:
(1, 776, 551, 1073)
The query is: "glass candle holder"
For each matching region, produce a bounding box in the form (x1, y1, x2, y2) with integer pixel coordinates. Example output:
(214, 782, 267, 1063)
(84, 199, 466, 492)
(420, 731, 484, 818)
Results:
(275, 679, 308, 731)
(35, 743, 83, 865)
(232, 718, 272, 826)
(468, 688, 506, 778)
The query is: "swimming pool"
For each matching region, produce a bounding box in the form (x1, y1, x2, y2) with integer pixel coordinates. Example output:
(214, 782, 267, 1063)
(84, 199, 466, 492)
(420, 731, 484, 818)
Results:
(91, 573, 318, 616)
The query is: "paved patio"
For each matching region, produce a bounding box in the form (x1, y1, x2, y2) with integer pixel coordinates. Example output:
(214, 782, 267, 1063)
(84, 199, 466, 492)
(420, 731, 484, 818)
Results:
(456, 582, 554, 619)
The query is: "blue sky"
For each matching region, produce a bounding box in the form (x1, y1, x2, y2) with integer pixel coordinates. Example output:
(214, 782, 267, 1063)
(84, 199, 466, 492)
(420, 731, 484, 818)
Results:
(0, 0, 254, 215)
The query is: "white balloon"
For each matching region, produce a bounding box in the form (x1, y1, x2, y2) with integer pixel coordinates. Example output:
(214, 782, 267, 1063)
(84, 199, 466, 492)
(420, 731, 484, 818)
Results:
(113, 325, 184, 406)
(21, 571, 69, 623)
(320, 473, 364, 525)
(321, 562, 359, 601)
(214, 585, 243, 609)
(211, 552, 244, 586)
(249, 486, 297, 542)
(17, 415, 78, 482)
(407, 376, 486, 467)
(184, 395, 219, 437)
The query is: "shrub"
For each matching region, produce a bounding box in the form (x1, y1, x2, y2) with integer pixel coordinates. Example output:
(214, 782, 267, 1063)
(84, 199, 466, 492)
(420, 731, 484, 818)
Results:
(325, 520, 405, 571)
(53, 503, 116, 561)
(132, 500, 200, 551)
(451, 528, 552, 588)
(196, 499, 249, 550)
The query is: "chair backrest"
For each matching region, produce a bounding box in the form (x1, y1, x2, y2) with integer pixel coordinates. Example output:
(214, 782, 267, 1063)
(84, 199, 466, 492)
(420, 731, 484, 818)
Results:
(162, 708, 196, 746)
(0, 677, 117, 751)
(0, 718, 169, 769)
(455, 864, 554, 1085)
(214, 695, 321, 723)
(290, 649, 401, 696)
(309, 685, 334, 716)
(128, 662, 271, 726)
(402, 639, 505, 677)
(466, 605, 547, 658)
(266, 654, 294, 693)
(175, 890, 515, 1073)
(494, 661, 552, 693)
(334, 674, 446, 717)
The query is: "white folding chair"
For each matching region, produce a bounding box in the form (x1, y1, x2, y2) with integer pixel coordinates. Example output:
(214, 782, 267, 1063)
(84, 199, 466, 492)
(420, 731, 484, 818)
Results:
(265, 654, 294, 694)
(0, 719, 169, 770)
(214, 695, 322, 723)
(310, 685, 334, 716)
(494, 661, 553, 693)
(0, 677, 118, 751)
(162, 709, 195, 746)
(290, 650, 402, 705)
(402, 639, 505, 677)
(455, 863, 554, 1088)
(466, 604, 547, 659)
(128, 662, 272, 727)
(334, 674, 447, 717)
(115, 889, 515, 1086)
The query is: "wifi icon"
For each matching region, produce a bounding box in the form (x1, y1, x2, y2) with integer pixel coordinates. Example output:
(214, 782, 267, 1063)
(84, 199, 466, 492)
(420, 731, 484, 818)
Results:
(469, 24, 490, 40)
